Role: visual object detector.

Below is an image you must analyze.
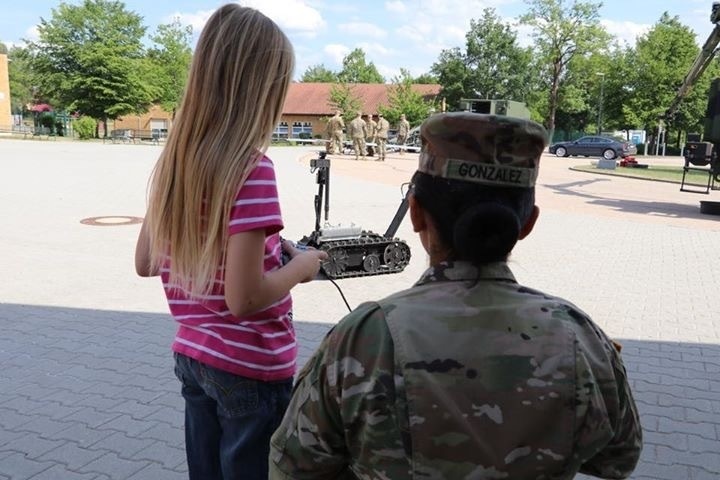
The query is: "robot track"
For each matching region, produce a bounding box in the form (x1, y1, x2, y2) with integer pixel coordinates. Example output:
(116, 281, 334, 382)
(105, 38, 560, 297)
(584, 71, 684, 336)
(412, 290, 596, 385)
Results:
(319, 233, 411, 279)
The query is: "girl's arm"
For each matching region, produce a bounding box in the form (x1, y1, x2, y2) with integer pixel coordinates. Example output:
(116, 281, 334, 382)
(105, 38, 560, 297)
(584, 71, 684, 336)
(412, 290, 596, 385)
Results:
(224, 230, 326, 317)
(134, 218, 159, 277)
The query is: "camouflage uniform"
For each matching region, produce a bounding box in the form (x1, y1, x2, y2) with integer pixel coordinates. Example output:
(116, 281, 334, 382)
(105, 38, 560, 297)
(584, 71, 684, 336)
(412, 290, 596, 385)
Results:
(366, 114, 377, 157)
(375, 115, 390, 161)
(396, 114, 410, 154)
(348, 113, 367, 161)
(270, 113, 642, 480)
(270, 262, 642, 479)
(327, 112, 345, 155)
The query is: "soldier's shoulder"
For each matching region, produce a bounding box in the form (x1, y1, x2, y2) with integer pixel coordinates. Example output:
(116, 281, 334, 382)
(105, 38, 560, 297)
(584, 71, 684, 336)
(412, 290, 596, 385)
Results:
(330, 301, 387, 338)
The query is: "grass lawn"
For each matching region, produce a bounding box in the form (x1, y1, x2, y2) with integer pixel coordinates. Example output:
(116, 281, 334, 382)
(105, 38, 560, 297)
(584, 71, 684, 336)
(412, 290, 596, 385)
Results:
(570, 163, 716, 186)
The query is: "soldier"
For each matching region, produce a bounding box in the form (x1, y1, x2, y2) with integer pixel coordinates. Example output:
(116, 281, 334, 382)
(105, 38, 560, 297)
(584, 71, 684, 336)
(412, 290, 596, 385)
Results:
(375, 112, 390, 161)
(347, 111, 367, 161)
(326, 110, 345, 155)
(269, 112, 642, 480)
(396, 113, 410, 154)
(365, 113, 377, 157)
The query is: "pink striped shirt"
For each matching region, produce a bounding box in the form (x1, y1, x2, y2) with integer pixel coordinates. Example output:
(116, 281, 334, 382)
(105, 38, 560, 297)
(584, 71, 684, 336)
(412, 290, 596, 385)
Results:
(162, 156, 295, 381)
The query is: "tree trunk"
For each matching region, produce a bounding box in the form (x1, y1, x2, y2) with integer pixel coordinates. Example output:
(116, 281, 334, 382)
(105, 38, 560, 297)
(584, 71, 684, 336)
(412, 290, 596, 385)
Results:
(546, 60, 562, 142)
(103, 118, 108, 138)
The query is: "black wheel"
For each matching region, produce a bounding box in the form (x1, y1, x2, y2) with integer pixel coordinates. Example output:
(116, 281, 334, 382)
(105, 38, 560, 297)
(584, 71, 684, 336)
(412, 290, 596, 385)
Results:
(323, 248, 349, 277)
(362, 254, 380, 273)
(602, 149, 617, 160)
(384, 243, 407, 268)
(555, 146, 567, 157)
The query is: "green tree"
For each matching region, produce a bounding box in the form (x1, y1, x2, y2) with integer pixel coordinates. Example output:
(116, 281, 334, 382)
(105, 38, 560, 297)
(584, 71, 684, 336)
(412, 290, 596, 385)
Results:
(520, 0, 609, 139)
(552, 49, 614, 136)
(413, 73, 438, 84)
(328, 83, 362, 123)
(431, 47, 468, 110)
(28, 0, 156, 137)
(432, 9, 533, 111)
(7, 46, 35, 115)
(337, 48, 384, 83)
(379, 69, 437, 126)
(146, 19, 192, 119)
(0, 42, 7, 54)
(301, 64, 338, 82)
(597, 46, 638, 135)
(627, 12, 719, 147)
(464, 9, 534, 101)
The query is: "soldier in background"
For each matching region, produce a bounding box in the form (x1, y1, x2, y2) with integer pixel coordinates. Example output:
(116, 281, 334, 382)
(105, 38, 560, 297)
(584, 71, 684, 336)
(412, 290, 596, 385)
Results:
(396, 113, 410, 154)
(270, 112, 642, 480)
(365, 113, 377, 157)
(326, 110, 345, 155)
(375, 113, 389, 161)
(347, 111, 367, 161)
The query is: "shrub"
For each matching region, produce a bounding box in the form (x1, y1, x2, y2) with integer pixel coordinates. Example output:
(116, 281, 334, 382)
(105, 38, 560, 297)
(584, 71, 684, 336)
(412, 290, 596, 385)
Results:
(39, 112, 55, 129)
(73, 116, 96, 140)
(54, 120, 65, 137)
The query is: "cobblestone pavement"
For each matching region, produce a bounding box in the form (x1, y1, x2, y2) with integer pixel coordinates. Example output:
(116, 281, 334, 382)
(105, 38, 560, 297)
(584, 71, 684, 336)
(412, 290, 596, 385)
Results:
(1, 139, 719, 479)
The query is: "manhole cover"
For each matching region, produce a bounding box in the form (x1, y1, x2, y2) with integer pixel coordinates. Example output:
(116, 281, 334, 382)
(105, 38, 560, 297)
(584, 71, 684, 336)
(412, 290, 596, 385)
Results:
(80, 216, 144, 226)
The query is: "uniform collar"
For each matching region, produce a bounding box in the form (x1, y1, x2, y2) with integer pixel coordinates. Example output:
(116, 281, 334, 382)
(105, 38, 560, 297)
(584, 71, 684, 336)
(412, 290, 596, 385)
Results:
(414, 260, 517, 286)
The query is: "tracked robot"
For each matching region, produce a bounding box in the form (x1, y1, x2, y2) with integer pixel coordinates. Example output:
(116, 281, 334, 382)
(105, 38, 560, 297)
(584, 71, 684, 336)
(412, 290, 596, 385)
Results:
(296, 151, 411, 279)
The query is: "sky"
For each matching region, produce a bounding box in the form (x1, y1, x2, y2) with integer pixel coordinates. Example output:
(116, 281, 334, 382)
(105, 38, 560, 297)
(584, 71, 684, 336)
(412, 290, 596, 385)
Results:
(1, 0, 716, 81)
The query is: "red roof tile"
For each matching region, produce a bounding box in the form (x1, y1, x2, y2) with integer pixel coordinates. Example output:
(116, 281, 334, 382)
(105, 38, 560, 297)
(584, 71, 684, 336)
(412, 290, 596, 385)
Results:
(282, 82, 441, 115)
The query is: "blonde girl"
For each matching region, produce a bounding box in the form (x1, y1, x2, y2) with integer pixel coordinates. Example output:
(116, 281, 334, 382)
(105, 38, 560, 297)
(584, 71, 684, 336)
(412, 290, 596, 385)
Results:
(134, 4, 326, 479)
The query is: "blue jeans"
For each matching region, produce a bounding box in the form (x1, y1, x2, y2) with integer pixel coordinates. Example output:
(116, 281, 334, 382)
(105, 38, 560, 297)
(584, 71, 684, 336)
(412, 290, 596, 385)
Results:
(173, 353, 293, 480)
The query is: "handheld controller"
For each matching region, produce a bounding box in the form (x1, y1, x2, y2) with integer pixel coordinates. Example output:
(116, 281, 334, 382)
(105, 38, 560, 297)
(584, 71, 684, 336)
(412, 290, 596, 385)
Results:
(280, 238, 310, 266)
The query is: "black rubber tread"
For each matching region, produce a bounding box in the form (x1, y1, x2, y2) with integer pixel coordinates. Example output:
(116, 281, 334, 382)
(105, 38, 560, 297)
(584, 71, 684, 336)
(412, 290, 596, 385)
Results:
(319, 234, 411, 279)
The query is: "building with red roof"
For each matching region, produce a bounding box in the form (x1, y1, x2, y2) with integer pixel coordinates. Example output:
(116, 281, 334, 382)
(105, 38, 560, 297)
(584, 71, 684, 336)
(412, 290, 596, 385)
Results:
(278, 82, 440, 139)
(114, 82, 441, 139)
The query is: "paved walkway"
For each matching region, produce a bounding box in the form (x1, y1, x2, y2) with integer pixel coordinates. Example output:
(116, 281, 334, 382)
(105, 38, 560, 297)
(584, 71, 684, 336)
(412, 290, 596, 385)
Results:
(1, 139, 719, 479)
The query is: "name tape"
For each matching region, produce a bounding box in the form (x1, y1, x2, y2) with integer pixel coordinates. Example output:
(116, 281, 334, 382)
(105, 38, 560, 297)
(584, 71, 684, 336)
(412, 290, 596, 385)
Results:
(443, 158, 536, 187)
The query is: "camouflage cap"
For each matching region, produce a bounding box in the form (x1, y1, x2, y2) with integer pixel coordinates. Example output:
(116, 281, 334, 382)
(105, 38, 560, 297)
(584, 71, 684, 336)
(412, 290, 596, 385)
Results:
(418, 112, 548, 188)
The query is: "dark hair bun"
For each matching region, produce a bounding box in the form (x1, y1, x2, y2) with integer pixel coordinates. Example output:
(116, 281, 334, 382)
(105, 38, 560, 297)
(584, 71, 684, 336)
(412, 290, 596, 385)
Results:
(453, 204, 520, 264)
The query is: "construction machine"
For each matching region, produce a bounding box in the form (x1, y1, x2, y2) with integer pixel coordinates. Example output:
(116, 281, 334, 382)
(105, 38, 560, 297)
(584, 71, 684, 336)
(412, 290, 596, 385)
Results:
(665, 2, 720, 213)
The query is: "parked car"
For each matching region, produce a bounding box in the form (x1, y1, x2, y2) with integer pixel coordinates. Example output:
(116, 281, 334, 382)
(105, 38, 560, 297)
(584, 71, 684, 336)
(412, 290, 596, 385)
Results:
(549, 136, 637, 159)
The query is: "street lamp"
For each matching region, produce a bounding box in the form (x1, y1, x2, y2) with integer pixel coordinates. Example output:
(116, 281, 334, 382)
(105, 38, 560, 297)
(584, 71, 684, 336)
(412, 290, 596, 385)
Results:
(596, 72, 605, 135)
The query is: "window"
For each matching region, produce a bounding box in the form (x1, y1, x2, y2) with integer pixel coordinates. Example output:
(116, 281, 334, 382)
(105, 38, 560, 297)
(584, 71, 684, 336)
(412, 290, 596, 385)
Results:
(291, 121, 312, 139)
(273, 121, 289, 140)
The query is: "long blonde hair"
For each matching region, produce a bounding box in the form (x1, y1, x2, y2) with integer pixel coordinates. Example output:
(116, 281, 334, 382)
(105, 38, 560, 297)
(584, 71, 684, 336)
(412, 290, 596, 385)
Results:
(145, 4, 294, 297)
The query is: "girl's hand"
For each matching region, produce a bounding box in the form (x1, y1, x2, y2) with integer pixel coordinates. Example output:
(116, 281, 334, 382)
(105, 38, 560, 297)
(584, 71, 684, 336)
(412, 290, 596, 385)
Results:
(282, 240, 328, 282)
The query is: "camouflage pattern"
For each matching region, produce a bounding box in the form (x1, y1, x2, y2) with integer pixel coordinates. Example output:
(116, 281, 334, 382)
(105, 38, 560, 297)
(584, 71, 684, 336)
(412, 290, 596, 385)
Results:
(419, 112, 548, 188)
(366, 115, 377, 141)
(327, 112, 345, 155)
(397, 114, 410, 143)
(376, 115, 390, 161)
(270, 261, 642, 480)
(366, 115, 377, 157)
(376, 115, 390, 139)
(348, 113, 367, 160)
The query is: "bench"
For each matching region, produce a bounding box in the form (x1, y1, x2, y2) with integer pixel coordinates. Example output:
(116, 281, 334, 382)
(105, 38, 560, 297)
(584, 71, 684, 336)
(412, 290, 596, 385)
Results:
(136, 130, 160, 145)
(105, 129, 135, 144)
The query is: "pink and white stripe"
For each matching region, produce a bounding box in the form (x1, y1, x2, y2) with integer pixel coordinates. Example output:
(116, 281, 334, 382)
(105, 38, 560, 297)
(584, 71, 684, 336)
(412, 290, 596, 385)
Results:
(162, 156, 296, 381)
